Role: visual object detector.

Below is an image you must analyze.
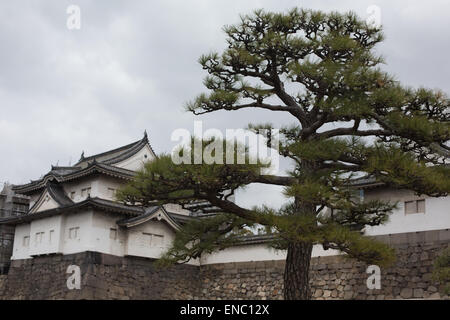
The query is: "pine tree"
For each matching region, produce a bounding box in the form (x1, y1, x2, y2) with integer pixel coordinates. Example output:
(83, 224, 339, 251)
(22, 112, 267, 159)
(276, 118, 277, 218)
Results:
(118, 8, 450, 299)
(433, 248, 450, 296)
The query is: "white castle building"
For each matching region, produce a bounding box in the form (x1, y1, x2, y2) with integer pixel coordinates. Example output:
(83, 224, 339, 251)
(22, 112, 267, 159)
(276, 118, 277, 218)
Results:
(0, 133, 449, 267)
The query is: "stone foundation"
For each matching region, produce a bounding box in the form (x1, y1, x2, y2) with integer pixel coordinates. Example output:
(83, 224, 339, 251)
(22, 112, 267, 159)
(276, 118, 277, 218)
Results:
(0, 252, 200, 299)
(199, 241, 449, 300)
(0, 230, 448, 300)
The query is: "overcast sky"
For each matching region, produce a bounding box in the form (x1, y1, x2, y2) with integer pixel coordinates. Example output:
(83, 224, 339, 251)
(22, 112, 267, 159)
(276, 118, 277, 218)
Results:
(0, 1, 449, 210)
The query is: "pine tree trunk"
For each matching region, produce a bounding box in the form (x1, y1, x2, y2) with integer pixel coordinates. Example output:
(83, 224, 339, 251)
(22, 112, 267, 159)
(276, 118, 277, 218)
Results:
(283, 241, 313, 300)
(282, 159, 317, 300)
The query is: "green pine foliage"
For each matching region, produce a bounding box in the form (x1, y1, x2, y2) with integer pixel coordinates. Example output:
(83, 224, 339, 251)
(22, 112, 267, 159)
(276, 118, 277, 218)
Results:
(432, 248, 450, 295)
(118, 8, 449, 290)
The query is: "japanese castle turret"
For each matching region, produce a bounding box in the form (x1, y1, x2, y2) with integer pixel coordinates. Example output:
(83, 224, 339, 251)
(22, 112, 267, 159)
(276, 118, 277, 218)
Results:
(1, 133, 193, 262)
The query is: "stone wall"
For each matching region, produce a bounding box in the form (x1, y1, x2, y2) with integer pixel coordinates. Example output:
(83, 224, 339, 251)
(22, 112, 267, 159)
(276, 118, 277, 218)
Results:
(0, 230, 448, 300)
(199, 241, 449, 300)
(0, 252, 200, 300)
(0, 225, 14, 274)
(0, 275, 6, 293)
(199, 230, 450, 300)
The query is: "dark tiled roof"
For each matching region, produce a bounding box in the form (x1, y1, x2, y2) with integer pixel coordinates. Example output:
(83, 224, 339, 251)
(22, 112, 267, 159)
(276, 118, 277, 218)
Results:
(116, 206, 161, 226)
(167, 211, 195, 225)
(235, 234, 276, 245)
(50, 166, 81, 175)
(13, 133, 156, 195)
(86, 197, 145, 215)
(75, 132, 156, 167)
(47, 182, 74, 206)
(27, 181, 74, 214)
(348, 176, 383, 189)
(116, 205, 185, 230)
(13, 162, 136, 194)
(0, 197, 144, 225)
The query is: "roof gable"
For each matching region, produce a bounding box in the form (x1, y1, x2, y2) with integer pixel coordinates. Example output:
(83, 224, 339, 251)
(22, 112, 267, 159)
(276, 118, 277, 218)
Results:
(29, 190, 59, 213)
(117, 206, 181, 231)
(29, 182, 74, 214)
(75, 132, 156, 168)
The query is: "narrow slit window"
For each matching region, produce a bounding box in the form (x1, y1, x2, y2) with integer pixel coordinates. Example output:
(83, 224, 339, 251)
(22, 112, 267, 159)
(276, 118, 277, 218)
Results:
(68, 227, 80, 240)
(23, 236, 30, 247)
(108, 188, 116, 198)
(109, 228, 118, 240)
(35, 232, 44, 244)
(405, 199, 425, 214)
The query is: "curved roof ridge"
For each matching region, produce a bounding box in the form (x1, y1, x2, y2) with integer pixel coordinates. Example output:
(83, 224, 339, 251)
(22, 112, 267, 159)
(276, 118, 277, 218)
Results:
(74, 137, 144, 166)
(103, 136, 150, 165)
(0, 197, 145, 225)
(116, 205, 181, 230)
(74, 132, 157, 166)
(13, 162, 136, 194)
(46, 181, 74, 206)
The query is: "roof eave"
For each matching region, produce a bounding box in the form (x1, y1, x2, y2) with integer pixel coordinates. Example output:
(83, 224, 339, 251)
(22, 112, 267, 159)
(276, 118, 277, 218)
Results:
(0, 198, 143, 225)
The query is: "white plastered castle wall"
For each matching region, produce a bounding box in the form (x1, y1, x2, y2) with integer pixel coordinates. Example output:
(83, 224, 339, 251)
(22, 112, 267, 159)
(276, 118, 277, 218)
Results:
(197, 189, 450, 265)
(363, 188, 449, 235)
(62, 176, 126, 203)
(94, 176, 127, 202)
(90, 211, 126, 257)
(125, 219, 175, 259)
(199, 244, 339, 265)
(63, 178, 97, 203)
(11, 224, 31, 260)
(62, 211, 94, 254)
(28, 215, 63, 256)
(10, 210, 192, 262)
(11, 210, 94, 259)
(89, 211, 199, 264)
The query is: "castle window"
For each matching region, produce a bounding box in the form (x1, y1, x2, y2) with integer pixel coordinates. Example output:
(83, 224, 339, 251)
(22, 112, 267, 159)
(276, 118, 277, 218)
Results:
(109, 228, 118, 240)
(23, 236, 30, 247)
(49, 230, 55, 243)
(405, 199, 425, 214)
(70, 191, 76, 200)
(68, 227, 80, 240)
(108, 188, 116, 198)
(81, 187, 91, 198)
(35, 232, 44, 244)
(152, 234, 164, 247)
(142, 232, 164, 247)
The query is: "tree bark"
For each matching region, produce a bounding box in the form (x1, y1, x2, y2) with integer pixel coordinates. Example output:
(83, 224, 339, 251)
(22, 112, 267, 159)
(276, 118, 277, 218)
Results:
(283, 241, 313, 300)
(283, 159, 317, 300)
